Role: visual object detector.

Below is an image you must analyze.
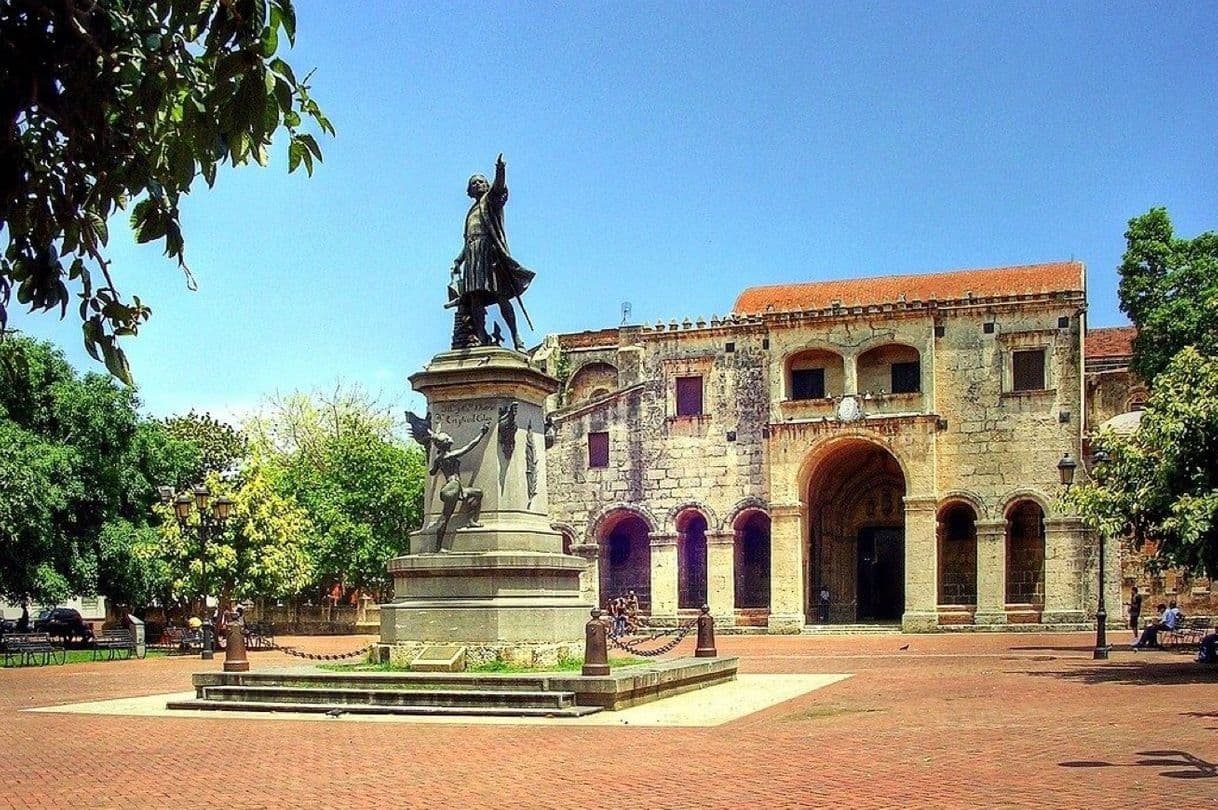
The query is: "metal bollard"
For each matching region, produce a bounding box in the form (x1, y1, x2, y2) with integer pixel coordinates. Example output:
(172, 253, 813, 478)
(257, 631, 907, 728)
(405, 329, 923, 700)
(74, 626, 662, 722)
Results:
(582, 608, 610, 676)
(223, 624, 250, 672)
(695, 604, 717, 658)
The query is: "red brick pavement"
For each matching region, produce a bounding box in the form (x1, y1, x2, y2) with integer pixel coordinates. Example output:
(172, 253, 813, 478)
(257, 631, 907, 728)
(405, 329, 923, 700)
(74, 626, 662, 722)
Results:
(0, 632, 1214, 809)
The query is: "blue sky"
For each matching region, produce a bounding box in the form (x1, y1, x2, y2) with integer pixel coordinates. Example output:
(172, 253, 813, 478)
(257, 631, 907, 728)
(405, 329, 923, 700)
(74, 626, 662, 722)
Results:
(11, 1, 1217, 421)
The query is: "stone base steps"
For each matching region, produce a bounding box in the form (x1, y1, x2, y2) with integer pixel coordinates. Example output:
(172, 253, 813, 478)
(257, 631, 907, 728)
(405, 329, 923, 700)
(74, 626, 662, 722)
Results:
(802, 624, 904, 635)
(167, 697, 602, 719)
(194, 684, 580, 710)
(173, 656, 740, 716)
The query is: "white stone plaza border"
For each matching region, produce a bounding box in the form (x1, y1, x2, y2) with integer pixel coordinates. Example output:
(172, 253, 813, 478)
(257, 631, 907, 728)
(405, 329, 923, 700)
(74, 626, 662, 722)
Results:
(27, 673, 851, 727)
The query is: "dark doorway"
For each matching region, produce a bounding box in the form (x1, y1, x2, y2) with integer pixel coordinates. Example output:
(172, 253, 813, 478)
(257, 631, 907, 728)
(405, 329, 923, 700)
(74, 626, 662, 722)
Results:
(857, 527, 904, 620)
(600, 514, 651, 612)
(677, 511, 708, 609)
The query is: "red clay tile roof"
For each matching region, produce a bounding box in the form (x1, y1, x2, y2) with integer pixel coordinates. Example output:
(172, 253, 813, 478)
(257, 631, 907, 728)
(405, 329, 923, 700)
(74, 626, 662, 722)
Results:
(1087, 326, 1136, 358)
(733, 261, 1085, 314)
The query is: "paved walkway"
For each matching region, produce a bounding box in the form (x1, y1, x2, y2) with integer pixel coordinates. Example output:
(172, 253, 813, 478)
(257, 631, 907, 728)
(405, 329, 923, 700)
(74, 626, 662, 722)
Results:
(1, 632, 1214, 808)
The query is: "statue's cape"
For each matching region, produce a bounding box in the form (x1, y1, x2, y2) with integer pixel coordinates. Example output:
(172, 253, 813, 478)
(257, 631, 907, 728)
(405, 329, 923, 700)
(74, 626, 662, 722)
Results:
(476, 189, 535, 299)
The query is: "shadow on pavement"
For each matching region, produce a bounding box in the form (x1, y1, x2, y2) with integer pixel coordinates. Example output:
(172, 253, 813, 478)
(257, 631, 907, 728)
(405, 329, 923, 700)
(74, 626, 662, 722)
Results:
(1061, 750, 1216, 780)
(1019, 660, 1217, 686)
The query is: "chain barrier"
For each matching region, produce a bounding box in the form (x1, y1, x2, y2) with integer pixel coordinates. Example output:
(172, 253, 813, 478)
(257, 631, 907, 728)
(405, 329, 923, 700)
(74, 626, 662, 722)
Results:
(270, 642, 374, 661)
(607, 619, 698, 657)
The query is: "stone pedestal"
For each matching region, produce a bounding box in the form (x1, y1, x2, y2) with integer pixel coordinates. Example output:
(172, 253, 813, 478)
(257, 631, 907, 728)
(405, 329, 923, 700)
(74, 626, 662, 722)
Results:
(380, 347, 591, 652)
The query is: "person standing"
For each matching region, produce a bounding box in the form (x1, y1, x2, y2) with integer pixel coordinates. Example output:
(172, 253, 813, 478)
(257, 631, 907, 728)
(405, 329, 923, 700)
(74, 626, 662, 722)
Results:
(817, 585, 831, 624)
(1128, 585, 1143, 643)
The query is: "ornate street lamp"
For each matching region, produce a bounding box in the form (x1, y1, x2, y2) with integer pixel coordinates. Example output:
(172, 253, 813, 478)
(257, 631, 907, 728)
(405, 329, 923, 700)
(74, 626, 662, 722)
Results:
(159, 484, 234, 661)
(1057, 452, 1077, 490)
(1059, 449, 1108, 659)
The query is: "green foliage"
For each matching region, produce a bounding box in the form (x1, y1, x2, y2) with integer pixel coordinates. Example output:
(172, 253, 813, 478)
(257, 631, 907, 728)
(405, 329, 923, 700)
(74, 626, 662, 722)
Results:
(161, 410, 248, 480)
(152, 465, 314, 601)
(1067, 347, 1218, 577)
(0, 335, 197, 604)
(0, 0, 333, 383)
(1118, 208, 1218, 384)
(247, 387, 425, 595)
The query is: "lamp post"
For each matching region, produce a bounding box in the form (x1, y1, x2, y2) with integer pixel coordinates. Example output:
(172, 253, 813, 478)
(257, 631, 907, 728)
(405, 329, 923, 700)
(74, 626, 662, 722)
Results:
(1058, 450, 1109, 660)
(159, 484, 234, 661)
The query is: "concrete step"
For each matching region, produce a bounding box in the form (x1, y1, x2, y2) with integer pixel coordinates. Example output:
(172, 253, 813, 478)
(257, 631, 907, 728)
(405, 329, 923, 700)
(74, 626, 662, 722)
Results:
(801, 624, 904, 635)
(200, 685, 576, 709)
(167, 698, 602, 718)
(204, 672, 583, 692)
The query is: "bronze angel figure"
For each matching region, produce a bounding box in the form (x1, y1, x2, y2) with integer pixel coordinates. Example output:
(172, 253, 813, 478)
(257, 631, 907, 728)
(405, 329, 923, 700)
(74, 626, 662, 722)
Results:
(406, 411, 491, 552)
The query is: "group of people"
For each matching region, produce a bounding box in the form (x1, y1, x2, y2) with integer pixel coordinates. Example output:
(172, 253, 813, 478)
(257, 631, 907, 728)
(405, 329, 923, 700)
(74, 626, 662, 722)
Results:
(606, 590, 640, 637)
(1127, 585, 1217, 661)
(1128, 587, 1183, 649)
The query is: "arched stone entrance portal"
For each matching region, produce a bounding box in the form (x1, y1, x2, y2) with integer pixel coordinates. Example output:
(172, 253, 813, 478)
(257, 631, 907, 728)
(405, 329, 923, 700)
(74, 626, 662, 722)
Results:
(598, 511, 652, 612)
(807, 439, 907, 623)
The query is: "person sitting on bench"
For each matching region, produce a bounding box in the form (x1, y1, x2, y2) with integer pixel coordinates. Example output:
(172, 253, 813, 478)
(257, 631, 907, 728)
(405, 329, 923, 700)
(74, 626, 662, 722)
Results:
(1132, 602, 1181, 649)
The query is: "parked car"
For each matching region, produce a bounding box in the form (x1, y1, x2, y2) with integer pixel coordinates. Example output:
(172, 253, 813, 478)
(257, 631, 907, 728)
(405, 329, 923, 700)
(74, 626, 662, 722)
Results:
(33, 608, 95, 645)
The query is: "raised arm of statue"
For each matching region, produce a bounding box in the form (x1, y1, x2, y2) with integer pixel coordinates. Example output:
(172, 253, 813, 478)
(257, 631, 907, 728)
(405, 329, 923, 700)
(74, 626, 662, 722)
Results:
(451, 423, 491, 459)
(492, 153, 507, 197)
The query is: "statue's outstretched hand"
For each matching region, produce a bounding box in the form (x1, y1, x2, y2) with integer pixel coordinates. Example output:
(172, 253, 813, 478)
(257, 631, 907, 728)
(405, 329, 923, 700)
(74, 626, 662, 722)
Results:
(496, 153, 505, 169)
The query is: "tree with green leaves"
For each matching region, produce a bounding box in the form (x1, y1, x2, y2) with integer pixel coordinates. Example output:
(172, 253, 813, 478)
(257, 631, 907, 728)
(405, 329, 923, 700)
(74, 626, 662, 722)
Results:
(0, 335, 198, 604)
(1068, 347, 1218, 577)
(0, 0, 332, 383)
(152, 465, 314, 605)
(247, 386, 425, 596)
(162, 410, 248, 480)
(1117, 208, 1218, 384)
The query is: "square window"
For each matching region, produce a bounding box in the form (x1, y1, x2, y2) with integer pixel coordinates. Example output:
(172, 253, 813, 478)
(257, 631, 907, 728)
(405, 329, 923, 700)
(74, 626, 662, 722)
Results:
(588, 431, 609, 468)
(983, 322, 995, 334)
(725, 342, 735, 353)
(1057, 316, 1070, 329)
(934, 325, 945, 338)
(675, 376, 703, 416)
(791, 368, 825, 400)
(1012, 349, 1046, 391)
(890, 361, 920, 394)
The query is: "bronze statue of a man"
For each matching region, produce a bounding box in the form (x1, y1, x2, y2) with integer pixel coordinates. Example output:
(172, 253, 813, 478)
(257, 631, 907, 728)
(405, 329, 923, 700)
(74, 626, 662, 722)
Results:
(447, 153, 535, 351)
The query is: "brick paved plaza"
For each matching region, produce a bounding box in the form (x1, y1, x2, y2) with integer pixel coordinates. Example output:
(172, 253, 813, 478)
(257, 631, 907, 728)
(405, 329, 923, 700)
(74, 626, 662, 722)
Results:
(1, 632, 1214, 809)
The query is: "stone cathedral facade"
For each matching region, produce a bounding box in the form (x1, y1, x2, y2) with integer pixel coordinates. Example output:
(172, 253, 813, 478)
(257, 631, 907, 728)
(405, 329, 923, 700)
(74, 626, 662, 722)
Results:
(534, 261, 1154, 632)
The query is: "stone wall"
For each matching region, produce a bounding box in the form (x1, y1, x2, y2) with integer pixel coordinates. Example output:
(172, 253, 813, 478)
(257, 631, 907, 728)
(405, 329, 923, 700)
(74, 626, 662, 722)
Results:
(541, 287, 1099, 631)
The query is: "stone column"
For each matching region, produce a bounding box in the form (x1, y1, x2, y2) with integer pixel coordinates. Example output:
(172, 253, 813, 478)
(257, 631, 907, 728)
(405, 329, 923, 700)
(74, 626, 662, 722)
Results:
(973, 519, 1007, 626)
(768, 503, 805, 633)
(706, 531, 736, 625)
(1042, 516, 1087, 625)
(902, 495, 938, 631)
(842, 352, 858, 395)
(650, 531, 678, 623)
(572, 543, 600, 608)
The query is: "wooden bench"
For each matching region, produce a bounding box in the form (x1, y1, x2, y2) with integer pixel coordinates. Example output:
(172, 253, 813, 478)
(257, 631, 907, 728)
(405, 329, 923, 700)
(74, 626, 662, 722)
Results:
(156, 626, 211, 654)
(1165, 618, 1212, 649)
(1, 633, 66, 666)
(244, 622, 276, 651)
(92, 628, 138, 661)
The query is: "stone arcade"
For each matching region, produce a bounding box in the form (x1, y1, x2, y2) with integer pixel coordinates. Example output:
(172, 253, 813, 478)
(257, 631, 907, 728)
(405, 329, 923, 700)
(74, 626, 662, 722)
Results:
(535, 261, 1152, 632)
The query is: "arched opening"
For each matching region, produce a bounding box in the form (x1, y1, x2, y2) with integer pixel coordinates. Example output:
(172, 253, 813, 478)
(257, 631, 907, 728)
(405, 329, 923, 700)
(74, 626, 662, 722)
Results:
(598, 512, 651, 612)
(937, 502, 978, 607)
(734, 510, 771, 610)
(1005, 500, 1046, 610)
(807, 439, 906, 623)
(567, 362, 618, 404)
(676, 510, 708, 610)
(857, 344, 921, 395)
(786, 349, 845, 400)
(559, 528, 575, 556)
